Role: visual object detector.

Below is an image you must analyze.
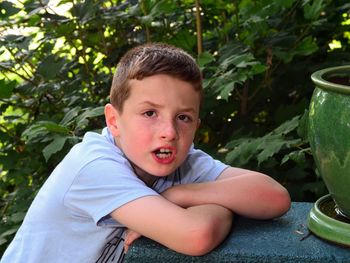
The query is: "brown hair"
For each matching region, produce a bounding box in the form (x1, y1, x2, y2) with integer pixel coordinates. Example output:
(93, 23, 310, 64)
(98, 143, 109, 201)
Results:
(110, 43, 202, 112)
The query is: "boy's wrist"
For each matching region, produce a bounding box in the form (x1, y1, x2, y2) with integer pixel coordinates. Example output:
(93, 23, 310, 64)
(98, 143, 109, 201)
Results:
(161, 184, 194, 208)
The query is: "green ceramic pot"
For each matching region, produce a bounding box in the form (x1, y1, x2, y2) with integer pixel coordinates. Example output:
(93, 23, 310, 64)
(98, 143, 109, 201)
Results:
(309, 65, 350, 218)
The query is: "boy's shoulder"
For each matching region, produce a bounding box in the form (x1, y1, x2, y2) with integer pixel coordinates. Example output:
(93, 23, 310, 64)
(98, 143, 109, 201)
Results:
(74, 127, 122, 159)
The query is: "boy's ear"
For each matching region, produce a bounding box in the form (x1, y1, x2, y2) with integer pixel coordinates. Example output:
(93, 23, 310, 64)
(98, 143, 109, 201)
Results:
(104, 103, 120, 137)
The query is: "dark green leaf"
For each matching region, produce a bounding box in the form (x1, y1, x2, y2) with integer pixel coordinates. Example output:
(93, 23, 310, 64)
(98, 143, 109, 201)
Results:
(257, 137, 301, 165)
(76, 107, 104, 128)
(43, 136, 68, 161)
(304, 0, 324, 20)
(60, 106, 82, 126)
(0, 1, 20, 18)
(37, 55, 65, 80)
(0, 79, 16, 99)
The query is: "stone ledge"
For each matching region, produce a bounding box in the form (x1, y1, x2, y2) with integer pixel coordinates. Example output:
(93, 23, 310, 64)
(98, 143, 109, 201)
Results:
(124, 202, 350, 262)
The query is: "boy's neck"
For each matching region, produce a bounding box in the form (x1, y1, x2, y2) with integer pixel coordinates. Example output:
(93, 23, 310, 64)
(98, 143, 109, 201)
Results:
(113, 136, 158, 187)
(130, 162, 158, 187)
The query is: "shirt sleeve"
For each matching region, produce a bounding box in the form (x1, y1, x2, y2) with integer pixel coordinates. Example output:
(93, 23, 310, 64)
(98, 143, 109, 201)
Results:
(180, 147, 229, 184)
(64, 158, 159, 225)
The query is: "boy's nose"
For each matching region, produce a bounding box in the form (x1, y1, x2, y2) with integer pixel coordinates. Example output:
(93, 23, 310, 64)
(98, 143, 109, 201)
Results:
(159, 119, 178, 141)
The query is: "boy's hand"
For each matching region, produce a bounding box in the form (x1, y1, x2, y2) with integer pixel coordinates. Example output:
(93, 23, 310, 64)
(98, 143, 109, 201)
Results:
(124, 229, 142, 253)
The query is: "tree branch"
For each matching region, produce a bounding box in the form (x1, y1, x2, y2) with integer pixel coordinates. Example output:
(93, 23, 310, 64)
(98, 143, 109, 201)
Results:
(141, 0, 151, 42)
(195, 0, 203, 56)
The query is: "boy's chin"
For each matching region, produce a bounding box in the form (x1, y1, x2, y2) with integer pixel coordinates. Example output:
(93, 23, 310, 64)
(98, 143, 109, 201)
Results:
(146, 169, 175, 177)
(132, 163, 175, 178)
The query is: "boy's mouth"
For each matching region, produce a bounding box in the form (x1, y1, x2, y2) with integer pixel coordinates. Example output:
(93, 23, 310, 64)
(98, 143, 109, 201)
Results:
(155, 148, 172, 159)
(152, 147, 176, 163)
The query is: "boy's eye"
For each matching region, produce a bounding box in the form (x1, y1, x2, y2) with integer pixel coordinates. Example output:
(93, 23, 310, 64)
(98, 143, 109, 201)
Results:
(143, 111, 156, 117)
(177, 114, 192, 122)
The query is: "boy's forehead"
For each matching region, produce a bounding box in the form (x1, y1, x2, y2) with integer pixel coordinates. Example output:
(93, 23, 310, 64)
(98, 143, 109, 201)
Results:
(126, 75, 201, 109)
(128, 75, 199, 95)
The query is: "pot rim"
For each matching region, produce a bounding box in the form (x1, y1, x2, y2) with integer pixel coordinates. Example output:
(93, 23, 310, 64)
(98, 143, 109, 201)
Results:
(311, 65, 350, 94)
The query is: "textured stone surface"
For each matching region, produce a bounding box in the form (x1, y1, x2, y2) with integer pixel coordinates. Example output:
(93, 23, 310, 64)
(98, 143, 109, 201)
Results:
(125, 202, 350, 262)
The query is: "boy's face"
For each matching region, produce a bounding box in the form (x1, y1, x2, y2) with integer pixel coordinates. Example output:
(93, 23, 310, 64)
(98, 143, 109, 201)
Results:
(106, 74, 201, 177)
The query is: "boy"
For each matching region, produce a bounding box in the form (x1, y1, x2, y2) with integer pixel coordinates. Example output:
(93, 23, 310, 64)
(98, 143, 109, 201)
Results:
(1, 43, 290, 263)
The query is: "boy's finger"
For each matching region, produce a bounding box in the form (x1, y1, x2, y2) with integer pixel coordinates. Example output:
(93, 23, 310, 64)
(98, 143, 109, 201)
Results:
(124, 229, 142, 253)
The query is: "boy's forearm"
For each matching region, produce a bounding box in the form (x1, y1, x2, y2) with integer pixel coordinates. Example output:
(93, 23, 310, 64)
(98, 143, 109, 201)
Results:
(161, 170, 290, 219)
(113, 195, 233, 256)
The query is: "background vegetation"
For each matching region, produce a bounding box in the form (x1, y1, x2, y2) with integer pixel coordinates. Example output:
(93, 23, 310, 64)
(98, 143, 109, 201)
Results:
(1, 0, 350, 253)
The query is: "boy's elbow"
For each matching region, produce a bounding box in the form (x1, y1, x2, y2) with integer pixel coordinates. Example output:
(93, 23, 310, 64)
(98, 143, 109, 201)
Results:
(271, 187, 291, 218)
(182, 214, 231, 256)
(183, 223, 217, 256)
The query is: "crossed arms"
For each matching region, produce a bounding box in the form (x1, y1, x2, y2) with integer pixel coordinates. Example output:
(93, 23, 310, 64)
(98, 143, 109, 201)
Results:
(111, 167, 291, 256)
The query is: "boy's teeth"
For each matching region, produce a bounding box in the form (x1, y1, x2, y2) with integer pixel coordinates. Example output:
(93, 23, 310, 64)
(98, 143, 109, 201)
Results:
(156, 148, 172, 159)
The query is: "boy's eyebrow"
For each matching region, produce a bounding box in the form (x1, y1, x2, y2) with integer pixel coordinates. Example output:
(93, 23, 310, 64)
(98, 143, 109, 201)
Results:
(140, 101, 198, 113)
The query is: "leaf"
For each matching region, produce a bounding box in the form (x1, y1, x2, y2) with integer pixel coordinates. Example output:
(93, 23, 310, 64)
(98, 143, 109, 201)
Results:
(197, 52, 215, 68)
(37, 55, 65, 80)
(281, 148, 309, 165)
(76, 106, 104, 127)
(60, 106, 82, 126)
(43, 136, 68, 161)
(304, 0, 324, 20)
(0, 79, 16, 99)
(149, 0, 175, 16)
(225, 115, 303, 166)
(39, 121, 70, 134)
(22, 121, 70, 143)
(0, 237, 7, 246)
(218, 81, 237, 100)
(297, 110, 309, 140)
(273, 48, 294, 63)
(273, 115, 301, 135)
(257, 137, 301, 165)
(72, 0, 96, 24)
(1, 228, 18, 237)
(169, 30, 196, 52)
(8, 212, 25, 223)
(274, 0, 294, 8)
(225, 139, 258, 166)
(22, 125, 49, 143)
(250, 63, 267, 75)
(0, 1, 20, 18)
(294, 36, 318, 56)
(220, 53, 255, 70)
(213, 69, 248, 100)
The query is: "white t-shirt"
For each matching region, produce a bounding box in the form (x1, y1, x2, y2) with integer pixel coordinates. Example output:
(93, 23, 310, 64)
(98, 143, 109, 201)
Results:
(1, 127, 228, 263)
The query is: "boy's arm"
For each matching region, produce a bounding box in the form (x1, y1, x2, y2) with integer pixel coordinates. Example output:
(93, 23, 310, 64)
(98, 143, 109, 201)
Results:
(111, 196, 232, 256)
(161, 167, 291, 219)
(113, 167, 290, 255)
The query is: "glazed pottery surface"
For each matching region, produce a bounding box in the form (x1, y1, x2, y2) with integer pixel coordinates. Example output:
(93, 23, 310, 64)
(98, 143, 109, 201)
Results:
(308, 194, 350, 246)
(309, 65, 350, 218)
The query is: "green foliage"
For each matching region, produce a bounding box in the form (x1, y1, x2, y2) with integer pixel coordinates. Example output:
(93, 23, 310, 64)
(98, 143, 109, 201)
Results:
(225, 115, 302, 167)
(1, 0, 350, 253)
